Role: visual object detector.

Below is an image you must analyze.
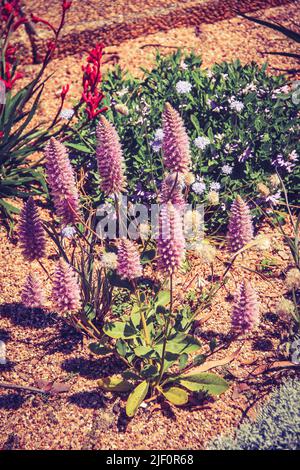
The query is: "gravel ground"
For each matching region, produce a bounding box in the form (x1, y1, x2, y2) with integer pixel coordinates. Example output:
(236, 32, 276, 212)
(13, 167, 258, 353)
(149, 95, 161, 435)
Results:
(0, 213, 298, 449)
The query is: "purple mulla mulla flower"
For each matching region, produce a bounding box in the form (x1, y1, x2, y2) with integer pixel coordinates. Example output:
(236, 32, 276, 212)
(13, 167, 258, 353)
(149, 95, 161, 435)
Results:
(227, 195, 254, 252)
(18, 197, 46, 261)
(238, 145, 253, 163)
(45, 137, 81, 225)
(96, 115, 126, 196)
(162, 102, 191, 175)
(21, 272, 45, 308)
(159, 173, 185, 212)
(157, 202, 185, 275)
(52, 259, 81, 313)
(117, 238, 142, 281)
(232, 280, 259, 332)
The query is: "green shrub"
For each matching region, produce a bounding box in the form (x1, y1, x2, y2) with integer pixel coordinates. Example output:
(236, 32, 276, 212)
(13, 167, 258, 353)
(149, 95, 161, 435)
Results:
(208, 379, 300, 450)
(67, 50, 300, 232)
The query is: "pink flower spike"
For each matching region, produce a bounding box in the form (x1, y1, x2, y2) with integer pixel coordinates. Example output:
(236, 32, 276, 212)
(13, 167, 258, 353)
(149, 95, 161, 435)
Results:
(162, 102, 191, 174)
(157, 202, 185, 275)
(19, 197, 46, 261)
(21, 272, 45, 308)
(227, 195, 254, 252)
(52, 259, 81, 313)
(232, 280, 259, 332)
(160, 173, 185, 212)
(117, 238, 142, 281)
(45, 137, 81, 225)
(96, 116, 126, 196)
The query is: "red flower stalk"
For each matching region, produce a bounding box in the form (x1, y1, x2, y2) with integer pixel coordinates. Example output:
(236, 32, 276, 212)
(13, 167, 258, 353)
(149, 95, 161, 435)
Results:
(21, 272, 45, 308)
(52, 259, 81, 313)
(30, 14, 56, 34)
(62, 1, 72, 10)
(160, 173, 185, 211)
(96, 115, 126, 195)
(19, 197, 46, 262)
(117, 238, 142, 281)
(232, 281, 259, 332)
(61, 84, 70, 100)
(45, 137, 81, 225)
(227, 195, 254, 252)
(81, 43, 107, 119)
(157, 202, 185, 275)
(162, 102, 191, 174)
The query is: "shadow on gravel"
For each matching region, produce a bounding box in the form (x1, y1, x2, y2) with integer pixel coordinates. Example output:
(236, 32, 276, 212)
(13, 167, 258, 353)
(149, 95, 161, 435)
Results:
(39, 322, 82, 355)
(0, 393, 25, 410)
(0, 303, 57, 329)
(68, 390, 105, 409)
(61, 356, 124, 379)
(0, 328, 10, 342)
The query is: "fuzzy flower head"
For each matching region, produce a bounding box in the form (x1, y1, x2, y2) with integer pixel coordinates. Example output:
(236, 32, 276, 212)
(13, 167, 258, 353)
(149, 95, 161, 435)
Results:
(207, 190, 219, 205)
(254, 234, 271, 251)
(192, 178, 206, 195)
(184, 210, 203, 242)
(157, 202, 185, 275)
(228, 97, 244, 112)
(60, 108, 74, 120)
(159, 173, 185, 211)
(117, 239, 142, 281)
(193, 240, 216, 264)
(194, 136, 210, 150)
(276, 298, 295, 317)
(176, 80, 192, 94)
(52, 259, 81, 313)
(21, 272, 45, 308)
(285, 268, 300, 292)
(96, 116, 126, 196)
(162, 102, 191, 174)
(184, 172, 195, 186)
(269, 174, 281, 188)
(257, 182, 270, 198)
(221, 164, 233, 175)
(227, 195, 254, 252)
(101, 252, 118, 270)
(19, 197, 46, 262)
(232, 281, 259, 332)
(45, 138, 81, 225)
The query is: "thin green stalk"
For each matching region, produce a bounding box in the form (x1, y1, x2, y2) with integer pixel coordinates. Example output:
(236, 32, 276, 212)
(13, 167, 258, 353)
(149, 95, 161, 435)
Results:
(157, 275, 173, 386)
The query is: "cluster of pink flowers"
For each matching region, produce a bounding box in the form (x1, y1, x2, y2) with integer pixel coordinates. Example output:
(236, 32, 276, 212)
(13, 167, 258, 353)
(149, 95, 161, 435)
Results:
(45, 137, 81, 225)
(96, 116, 126, 195)
(227, 195, 254, 252)
(232, 280, 259, 332)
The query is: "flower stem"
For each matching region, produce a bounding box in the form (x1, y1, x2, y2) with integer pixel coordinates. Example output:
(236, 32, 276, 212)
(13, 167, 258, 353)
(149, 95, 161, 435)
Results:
(157, 275, 173, 386)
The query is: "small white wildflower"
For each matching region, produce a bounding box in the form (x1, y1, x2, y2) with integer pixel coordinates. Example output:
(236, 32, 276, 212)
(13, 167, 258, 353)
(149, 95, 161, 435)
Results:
(288, 150, 299, 162)
(228, 97, 244, 113)
(61, 226, 76, 239)
(193, 240, 217, 264)
(151, 140, 162, 152)
(180, 60, 188, 70)
(60, 108, 74, 120)
(194, 136, 210, 150)
(139, 223, 150, 240)
(207, 190, 219, 205)
(101, 252, 118, 270)
(192, 180, 206, 195)
(210, 181, 221, 191)
(221, 164, 233, 175)
(254, 234, 271, 251)
(206, 69, 214, 78)
(241, 82, 257, 94)
(154, 128, 164, 141)
(265, 191, 281, 206)
(215, 133, 225, 141)
(176, 80, 192, 94)
(285, 268, 300, 292)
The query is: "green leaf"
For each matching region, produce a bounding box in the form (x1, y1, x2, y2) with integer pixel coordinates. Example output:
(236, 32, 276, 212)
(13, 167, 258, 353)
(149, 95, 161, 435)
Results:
(178, 373, 229, 395)
(161, 387, 189, 405)
(134, 345, 156, 358)
(126, 381, 149, 417)
(179, 353, 189, 370)
(89, 342, 111, 356)
(98, 375, 133, 392)
(155, 290, 170, 307)
(103, 321, 137, 339)
(116, 339, 128, 357)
